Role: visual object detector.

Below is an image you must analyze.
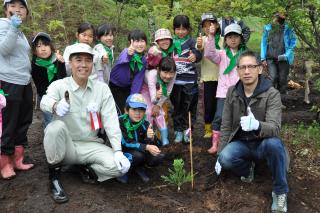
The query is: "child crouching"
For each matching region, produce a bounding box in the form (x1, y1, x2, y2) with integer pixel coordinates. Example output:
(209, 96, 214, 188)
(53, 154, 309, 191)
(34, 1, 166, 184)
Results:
(118, 94, 165, 183)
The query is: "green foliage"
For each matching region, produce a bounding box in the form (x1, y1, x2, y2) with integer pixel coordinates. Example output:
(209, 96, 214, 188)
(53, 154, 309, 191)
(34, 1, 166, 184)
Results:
(282, 121, 320, 148)
(161, 159, 192, 191)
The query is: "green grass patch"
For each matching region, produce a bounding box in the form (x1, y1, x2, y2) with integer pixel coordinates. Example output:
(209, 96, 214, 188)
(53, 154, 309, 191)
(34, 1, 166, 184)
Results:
(246, 31, 261, 52)
(281, 121, 320, 149)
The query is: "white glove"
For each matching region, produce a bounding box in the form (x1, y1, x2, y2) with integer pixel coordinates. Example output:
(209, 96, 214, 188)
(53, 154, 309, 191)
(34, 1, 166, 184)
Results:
(215, 160, 222, 175)
(114, 151, 131, 174)
(55, 98, 70, 117)
(277, 54, 287, 62)
(240, 107, 260, 131)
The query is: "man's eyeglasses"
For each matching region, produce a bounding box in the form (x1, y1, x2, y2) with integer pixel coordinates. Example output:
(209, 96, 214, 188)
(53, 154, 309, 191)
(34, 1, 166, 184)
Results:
(237, 64, 260, 72)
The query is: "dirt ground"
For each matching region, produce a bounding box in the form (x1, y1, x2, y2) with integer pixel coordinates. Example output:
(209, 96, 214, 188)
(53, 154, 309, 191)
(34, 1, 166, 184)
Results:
(1, 80, 320, 212)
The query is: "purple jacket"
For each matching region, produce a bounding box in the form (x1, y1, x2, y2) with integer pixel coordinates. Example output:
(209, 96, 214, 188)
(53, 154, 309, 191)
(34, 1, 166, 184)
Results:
(110, 48, 147, 94)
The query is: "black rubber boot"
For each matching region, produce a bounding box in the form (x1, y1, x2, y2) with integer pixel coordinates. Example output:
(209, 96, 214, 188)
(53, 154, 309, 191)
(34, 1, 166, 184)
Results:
(49, 165, 69, 203)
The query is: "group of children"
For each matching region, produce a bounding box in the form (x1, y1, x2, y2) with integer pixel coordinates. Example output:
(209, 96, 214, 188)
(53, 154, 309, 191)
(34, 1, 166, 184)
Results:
(0, 0, 248, 183)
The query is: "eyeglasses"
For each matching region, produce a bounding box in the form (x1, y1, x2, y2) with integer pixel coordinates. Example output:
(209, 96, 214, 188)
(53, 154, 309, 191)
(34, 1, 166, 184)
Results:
(237, 64, 260, 72)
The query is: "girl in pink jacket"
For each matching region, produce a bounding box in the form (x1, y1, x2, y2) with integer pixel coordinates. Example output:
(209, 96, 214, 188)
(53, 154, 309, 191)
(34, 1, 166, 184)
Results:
(141, 57, 176, 146)
(204, 23, 246, 154)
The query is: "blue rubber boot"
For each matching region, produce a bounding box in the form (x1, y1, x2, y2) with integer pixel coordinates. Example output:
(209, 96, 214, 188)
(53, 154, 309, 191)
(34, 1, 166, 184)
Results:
(159, 128, 169, 146)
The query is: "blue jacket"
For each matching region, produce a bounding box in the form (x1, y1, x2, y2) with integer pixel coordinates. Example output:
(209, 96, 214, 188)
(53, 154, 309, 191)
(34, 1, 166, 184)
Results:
(260, 23, 297, 65)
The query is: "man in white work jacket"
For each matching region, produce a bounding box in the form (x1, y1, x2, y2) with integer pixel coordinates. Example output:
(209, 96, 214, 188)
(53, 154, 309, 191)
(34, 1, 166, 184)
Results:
(40, 43, 130, 203)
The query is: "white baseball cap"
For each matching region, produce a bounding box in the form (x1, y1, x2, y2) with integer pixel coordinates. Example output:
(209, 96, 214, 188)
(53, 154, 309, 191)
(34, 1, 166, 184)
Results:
(3, 0, 28, 7)
(68, 43, 94, 60)
(224, 23, 242, 36)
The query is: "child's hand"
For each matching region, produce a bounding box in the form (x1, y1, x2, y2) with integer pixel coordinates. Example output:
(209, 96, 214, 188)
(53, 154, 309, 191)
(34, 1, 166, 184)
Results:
(209, 23, 217, 38)
(56, 50, 65, 63)
(188, 50, 196, 63)
(147, 124, 154, 139)
(102, 54, 109, 64)
(146, 144, 161, 156)
(196, 33, 203, 49)
(151, 105, 160, 117)
(156, 86, 162, 100)
(150, 45, 161, 56)
(128, 39, 135, 56)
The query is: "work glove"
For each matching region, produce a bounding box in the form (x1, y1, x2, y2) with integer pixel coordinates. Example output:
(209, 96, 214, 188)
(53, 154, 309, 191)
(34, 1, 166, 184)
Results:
(114, 151, 131, 174)
(215, 159, 222, 175)
(55, 98, 70, 117)
(277, 54, 287, 62)
(10, 14, 22, 28)
(240, 107, 260, 131)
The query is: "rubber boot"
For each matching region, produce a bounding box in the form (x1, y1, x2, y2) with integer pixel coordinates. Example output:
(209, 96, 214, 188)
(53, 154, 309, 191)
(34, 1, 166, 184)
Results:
(203, 124, 212, 138)
(13, 145, 34, 170)
(208, 130, 220, 154)
(159, 128, 169, 146)
(0, 154, 16, 179)
(49, 165, 69, 203)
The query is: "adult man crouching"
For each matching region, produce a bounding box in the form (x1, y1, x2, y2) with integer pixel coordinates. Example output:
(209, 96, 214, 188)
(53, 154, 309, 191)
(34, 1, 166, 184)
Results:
(40, 43, 130, 203)
(216, 51, 289, 212)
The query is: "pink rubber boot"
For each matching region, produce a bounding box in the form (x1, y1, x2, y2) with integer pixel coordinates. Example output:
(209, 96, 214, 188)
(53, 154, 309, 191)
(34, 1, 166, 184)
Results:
(13, 145, 34, 170)
(208, 131, 220, 155)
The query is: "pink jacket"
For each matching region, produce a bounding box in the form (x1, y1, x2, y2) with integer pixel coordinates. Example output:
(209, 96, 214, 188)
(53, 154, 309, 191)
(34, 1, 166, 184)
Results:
(204, 37, 239, 98)
(0, 94, 6, 142)
(141, 69, 175, 106)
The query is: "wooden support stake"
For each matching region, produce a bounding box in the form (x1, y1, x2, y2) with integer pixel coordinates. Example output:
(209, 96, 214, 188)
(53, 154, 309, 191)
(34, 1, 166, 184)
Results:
(188, 112, 194, 190)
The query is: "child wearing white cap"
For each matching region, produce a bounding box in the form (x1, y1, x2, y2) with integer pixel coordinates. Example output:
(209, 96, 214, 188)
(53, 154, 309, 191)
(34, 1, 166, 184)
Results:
(204, 23, 247, 155)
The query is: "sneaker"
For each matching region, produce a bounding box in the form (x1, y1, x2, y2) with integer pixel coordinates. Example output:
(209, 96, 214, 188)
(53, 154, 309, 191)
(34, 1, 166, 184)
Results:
(116, 173, 129, 184)
(271, 192, 287, 212)
(134, 167, 150, 183)
(240, 161, 255, 183)
(174, 131, 183, 143)
(79, 165, 98, 184)
(183, 129, 190, 143)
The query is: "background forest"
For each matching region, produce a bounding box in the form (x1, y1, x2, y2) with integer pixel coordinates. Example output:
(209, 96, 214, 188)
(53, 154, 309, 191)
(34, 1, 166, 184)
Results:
(1, 0, 318, 64)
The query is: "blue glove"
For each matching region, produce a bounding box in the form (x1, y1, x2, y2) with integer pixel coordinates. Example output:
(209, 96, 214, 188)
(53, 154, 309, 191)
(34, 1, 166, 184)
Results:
(10, 14, 22, 28)
(278, 54, 287, 62)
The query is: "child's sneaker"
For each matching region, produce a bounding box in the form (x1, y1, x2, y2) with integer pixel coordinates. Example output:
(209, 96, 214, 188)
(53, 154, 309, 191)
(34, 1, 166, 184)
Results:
(116, 173, 129, 184)
(134, 167, 150, 183)
(174, 131, 183, 143)
(240, 161, 255, 183)
(271, 192, 287, 212)
(183, 129, 190, 143)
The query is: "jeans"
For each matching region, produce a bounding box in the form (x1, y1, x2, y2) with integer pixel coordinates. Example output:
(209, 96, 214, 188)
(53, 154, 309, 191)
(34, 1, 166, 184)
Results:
(218, 137, 289, 194)
(212, 98, 225, 131)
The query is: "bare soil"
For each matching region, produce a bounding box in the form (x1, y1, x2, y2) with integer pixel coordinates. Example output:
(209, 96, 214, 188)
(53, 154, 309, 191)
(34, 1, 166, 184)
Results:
(1, 82, 320, 213)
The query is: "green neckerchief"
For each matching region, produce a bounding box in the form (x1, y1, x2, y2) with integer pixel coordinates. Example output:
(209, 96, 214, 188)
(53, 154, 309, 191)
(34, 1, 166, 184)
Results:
(98, 41, 114, 65)
(173, 34, 191, 56)
(0, 89, 8, 96)
(215, 34, 221, 50)
(35, 56, 58, 82)
(224, 44, 246, 75)
(157, 74, 168, 97)
(161, 43, 175, 58)
(121, 113, 146, 139)
(129, 53, 144, 72)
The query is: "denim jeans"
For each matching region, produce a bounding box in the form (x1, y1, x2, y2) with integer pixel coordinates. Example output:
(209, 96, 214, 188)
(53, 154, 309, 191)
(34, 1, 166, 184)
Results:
(218, 137, 289, 194)
(212, 98, 225, 131)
